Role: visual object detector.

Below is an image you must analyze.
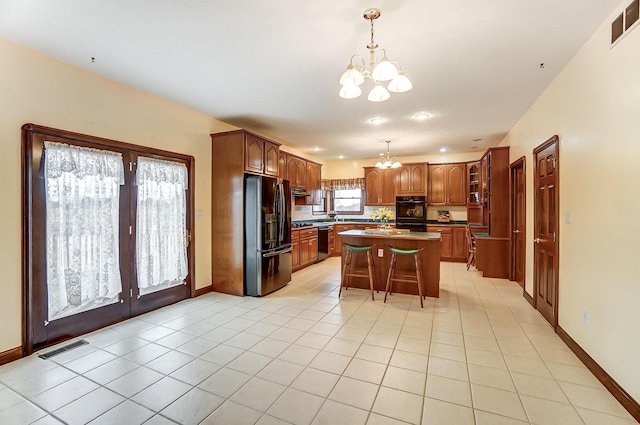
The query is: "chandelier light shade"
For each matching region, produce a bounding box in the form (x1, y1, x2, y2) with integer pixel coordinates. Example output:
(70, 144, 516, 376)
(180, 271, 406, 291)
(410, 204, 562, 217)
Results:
(339, 8, 412, 102)
(375, 140, 402, 169)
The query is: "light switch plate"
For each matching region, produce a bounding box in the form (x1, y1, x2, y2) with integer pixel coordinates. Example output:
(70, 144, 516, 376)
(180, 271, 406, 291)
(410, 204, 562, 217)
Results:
(378, 249, 384, 257)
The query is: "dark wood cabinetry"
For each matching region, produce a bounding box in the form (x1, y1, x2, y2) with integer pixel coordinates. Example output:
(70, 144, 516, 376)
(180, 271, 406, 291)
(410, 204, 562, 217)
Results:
(244, 134, 280, 177)
(481, 147, 510, 237)
(292, 230, 300, 269)
(278, 151, 287, 179)
(287, 155, 307, 190)
(396, 163, 427, 196)
(427, 225, 466, 262)
(475, 146, 510, 278)
(428, 163, 466, 206)
(328, 226, 336, 257)
(306, 162, 322, 205)
(298, 228, 318, 268)
(211, 129, 282, 296)
(364, 167, 396, 206)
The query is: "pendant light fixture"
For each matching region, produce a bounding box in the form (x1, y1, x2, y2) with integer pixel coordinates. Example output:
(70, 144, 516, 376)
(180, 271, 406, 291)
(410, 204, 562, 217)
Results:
(339, 8, 412, 102)
(375, 141, 402, 169)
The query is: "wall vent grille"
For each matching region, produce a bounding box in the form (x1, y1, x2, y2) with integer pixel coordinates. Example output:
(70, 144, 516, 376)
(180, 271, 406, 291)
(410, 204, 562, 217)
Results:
(612, 0, 639, 46)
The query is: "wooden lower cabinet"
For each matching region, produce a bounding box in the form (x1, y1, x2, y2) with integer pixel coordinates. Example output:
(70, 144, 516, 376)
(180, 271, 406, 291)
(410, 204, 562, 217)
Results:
(294, 228, 318, 271)
(292, 230, 300, 269)
(328, 227, 336, 257)
(428, 225, 466, 262)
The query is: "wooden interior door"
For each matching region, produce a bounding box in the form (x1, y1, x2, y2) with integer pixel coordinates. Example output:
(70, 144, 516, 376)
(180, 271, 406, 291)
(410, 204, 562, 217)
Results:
(533, 136, 559, 328)
(510, 157, 526, 287)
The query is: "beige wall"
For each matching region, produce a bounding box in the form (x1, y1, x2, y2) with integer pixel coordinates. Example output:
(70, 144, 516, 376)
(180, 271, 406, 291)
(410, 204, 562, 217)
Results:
(500, 1, 640, 401)
(324, 152, 481, 179)
(0, 38, 236, 352)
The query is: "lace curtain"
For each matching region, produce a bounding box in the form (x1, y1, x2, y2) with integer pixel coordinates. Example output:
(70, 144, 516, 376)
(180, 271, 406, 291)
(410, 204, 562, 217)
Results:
(136, 157, 188, 296)
(44, 141, 124, 321)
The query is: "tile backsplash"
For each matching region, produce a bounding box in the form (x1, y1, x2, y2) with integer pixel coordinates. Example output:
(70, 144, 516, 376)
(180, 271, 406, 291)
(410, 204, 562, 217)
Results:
(293, 205, 469, 222)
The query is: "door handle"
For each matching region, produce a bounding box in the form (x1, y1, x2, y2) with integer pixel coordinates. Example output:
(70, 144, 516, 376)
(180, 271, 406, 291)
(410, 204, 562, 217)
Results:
(533, 238, 541, 243)
(513, 230, 520, 234)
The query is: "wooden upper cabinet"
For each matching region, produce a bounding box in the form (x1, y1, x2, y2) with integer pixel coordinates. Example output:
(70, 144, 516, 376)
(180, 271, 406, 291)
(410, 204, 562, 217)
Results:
(428, 165, 447, 205)
(244, 134, 265, 174)
(447, 164, 466, 205)
(364, 167, 396, 205)
(287, 155, 307, 189)
(306, 162, 322, 205)
(428, 163, 466, 206)
(467, 161, 481, 205)
(264, 140, 280, 177)
(244, 133, 280, 177)
(396, 163, 427, 196)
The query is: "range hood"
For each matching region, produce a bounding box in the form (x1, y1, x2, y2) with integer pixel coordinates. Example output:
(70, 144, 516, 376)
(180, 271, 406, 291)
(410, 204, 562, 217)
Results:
(291, 188, 310, 197)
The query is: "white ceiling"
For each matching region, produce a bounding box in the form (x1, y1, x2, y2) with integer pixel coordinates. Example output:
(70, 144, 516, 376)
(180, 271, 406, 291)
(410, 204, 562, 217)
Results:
(0, 0, 621, 161)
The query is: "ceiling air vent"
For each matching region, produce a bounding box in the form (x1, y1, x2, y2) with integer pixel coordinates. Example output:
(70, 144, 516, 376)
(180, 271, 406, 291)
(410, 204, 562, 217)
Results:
(612, 0, 639, 45)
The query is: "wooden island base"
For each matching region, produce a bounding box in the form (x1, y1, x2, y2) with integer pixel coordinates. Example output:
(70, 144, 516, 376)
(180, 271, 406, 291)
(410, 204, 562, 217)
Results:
(338, 230, 442, 298)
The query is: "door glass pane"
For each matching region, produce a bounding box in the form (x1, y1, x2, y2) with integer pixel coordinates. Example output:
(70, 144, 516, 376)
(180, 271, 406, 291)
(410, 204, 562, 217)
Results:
(136, 157, 188, 296)
(44, 142, 124, 321)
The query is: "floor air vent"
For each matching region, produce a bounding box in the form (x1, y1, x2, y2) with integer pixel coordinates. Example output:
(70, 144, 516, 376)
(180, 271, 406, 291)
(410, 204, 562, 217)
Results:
(38, 340, 89, 359)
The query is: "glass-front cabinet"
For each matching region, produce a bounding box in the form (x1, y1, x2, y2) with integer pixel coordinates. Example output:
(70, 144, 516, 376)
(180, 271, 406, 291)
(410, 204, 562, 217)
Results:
(467, 162, 480, 204)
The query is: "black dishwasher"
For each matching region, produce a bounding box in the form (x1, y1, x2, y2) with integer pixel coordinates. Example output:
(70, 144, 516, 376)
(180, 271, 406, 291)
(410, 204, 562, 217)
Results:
(317, 225, 332, 262)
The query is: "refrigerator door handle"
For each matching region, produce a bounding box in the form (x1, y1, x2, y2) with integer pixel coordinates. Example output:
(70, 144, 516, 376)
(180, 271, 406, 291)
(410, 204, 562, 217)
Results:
(263, 245, 293, 258)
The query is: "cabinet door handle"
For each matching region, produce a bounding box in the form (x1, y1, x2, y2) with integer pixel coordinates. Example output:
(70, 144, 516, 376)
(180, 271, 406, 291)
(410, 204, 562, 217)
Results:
(513, 230, 520, 234)
(533, 238, 541, 243)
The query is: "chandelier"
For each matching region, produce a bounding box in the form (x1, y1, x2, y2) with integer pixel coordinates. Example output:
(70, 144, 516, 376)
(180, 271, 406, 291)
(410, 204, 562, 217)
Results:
(339, 8, 412, 102)
(375, 141, 402, 169)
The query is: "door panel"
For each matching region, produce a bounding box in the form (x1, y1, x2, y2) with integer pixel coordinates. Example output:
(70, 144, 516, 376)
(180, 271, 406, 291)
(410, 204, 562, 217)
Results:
(510, 158, 525, 287)
(533, 137, 559, 328)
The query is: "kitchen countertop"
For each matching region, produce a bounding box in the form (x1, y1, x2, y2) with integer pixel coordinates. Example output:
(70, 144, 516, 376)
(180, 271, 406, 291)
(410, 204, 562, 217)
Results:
(337, 230, 442, 240)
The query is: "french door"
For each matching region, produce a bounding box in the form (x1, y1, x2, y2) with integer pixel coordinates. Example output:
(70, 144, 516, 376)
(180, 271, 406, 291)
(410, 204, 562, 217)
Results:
(22, 124, 194, 354)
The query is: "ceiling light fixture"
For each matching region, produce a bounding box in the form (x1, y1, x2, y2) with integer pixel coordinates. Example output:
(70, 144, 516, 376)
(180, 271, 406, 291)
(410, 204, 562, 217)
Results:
(375, 140, 402, 169)
(414, 113, 430, 120)
(440, 148, 447, 153)
(339, 8, 412, 102)
(369, 117, 385, 125)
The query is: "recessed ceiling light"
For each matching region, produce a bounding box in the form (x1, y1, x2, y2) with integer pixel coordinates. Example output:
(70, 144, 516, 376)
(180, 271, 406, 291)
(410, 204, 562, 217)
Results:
(414, 113, 430, 120)
(369, 117, 385, 125)
(439, 148, 447, 153)
(312, 147, 322, 151)
(338, 155, 344, 159)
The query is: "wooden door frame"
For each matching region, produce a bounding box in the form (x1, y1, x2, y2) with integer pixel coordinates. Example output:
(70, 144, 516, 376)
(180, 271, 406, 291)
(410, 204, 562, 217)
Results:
(509, 156, 526, 288)
(532, 135, 560, 328)
(22, 123, 195, 355)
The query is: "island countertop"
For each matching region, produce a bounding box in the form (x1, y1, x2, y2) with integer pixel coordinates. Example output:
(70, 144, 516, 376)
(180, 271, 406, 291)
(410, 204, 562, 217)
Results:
(338, 230, 442, 240)
(339, 230, 442, 298)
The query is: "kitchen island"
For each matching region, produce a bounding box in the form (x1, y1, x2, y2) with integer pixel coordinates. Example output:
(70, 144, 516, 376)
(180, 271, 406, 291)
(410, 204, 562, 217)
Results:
(338, 230, 442, 298)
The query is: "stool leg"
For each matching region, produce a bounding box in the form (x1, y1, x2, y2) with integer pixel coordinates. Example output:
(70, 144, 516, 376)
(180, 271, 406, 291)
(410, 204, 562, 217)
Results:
(414, 254, 424, 309)
(384, 252, 397, 303)
(340, 250, 352, 297)
(366, 250, 375, 301)
(370, 253, 379, 293)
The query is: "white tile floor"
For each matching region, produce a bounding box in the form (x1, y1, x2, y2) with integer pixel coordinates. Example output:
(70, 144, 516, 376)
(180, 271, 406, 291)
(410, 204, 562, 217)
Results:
(0, 258, 637, 425)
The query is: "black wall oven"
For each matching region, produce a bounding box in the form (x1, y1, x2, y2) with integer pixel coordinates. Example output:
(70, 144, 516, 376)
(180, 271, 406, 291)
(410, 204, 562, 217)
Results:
(395, 196, 428, 232)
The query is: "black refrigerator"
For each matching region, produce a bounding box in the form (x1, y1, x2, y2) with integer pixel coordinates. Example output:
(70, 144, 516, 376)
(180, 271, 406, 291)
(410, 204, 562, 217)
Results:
(244, 175, 292, 296)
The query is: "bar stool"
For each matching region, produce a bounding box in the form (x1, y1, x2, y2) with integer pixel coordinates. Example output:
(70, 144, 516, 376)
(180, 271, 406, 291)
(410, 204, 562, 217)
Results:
(340, 244, 377, 300)
(384, 246, 425, 308)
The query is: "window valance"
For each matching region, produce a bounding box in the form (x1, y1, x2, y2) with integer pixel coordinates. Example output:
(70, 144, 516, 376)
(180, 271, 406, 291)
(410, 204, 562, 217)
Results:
(322, 178, 365, 191)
